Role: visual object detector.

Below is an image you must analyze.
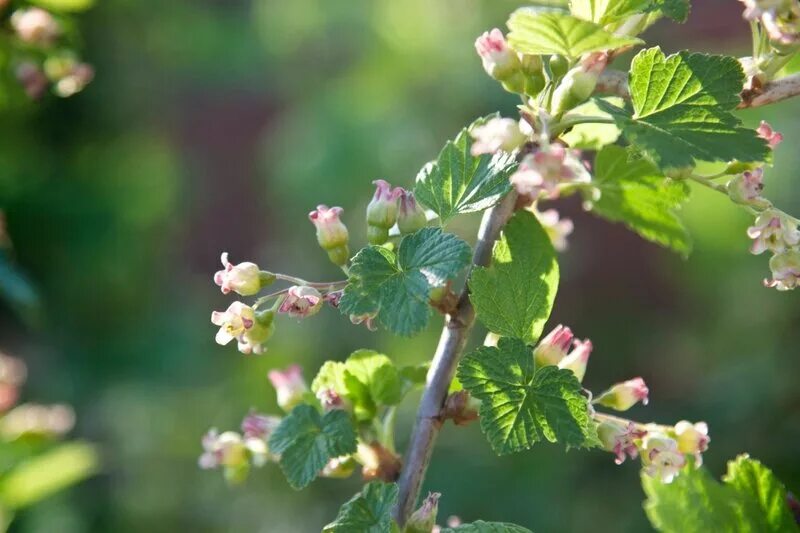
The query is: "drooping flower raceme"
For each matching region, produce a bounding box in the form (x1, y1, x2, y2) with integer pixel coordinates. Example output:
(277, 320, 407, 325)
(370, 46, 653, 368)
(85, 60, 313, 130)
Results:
(470, 117, 527, 156)
(278, 285, 323, 318)
(268, 364, 308, 413)
(211, 302, 274, 355)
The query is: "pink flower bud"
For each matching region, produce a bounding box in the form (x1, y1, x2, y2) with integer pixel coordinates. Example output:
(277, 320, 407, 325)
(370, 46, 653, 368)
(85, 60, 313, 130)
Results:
(557, 338, 593, 382)
(747, 209, 800, 255)
(278, 285, 323, 318)
(727, 168, 770, 207)
(674, 421, 709, 467)
(470, 117, 527, 156)
(10, 8, 59, 46)
(598, 420, 646, 465)
(214, 252, 263, 296)
(510, 144, 575, 199)
(764, 249, 800, 290)
(757, 120, 784, 149)
(533, 324, 574, 366)
(596, 377, 649, 411)
(407, 492, 440, 532)
(642, 433, 687, 483)
(474, 28, 521, 82)
(534, 208, 574, 252)
(268, 364, 308, 413)
(211, 302, 274, 355)
(397, 190, 427, 235)
(241, 411, 281, 441)
(366, 179, 402, 244)
(15, 62, 48, 100)
(309, 205, 349, 266)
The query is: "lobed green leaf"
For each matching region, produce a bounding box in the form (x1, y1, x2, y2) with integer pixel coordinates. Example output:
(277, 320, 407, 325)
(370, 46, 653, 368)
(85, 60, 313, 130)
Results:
(457, 338, 596, 455)
(269, 405, 357, 490)
(469, 211, 559, 344)
(323, 482, 398, 533)
(587, 145, 692, 255)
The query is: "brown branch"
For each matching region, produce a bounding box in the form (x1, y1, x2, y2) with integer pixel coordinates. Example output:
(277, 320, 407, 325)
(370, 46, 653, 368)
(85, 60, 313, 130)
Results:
(596, 69, 800, 110)
(393, 191, 518, 526)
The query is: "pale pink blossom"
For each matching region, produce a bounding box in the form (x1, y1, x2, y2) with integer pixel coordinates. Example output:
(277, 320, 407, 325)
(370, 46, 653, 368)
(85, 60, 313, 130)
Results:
(210, 302, 273, 355)
(470, 117, 527, 156)
(533, 324, 574, 366)
(53, 62, 93, 97)
(642, 433, 687, 483)
(510, 145, 575, 199)
(214, 252, 261, 296)
(278, 285, 323, 318)
(474, 28, 520, 81)
(268, 365, 308, 413)
(557, 338, 593, 382)
(534, 208, 574, 252)
(598, 421, 647, 465)
(309, 205, 349, 265)
(596, 378, 649, 411)
(747, 209, 800, 255)
(764, 249, 800, 290)
(241, 412, 281, 441)
(757, 121, 784, 149)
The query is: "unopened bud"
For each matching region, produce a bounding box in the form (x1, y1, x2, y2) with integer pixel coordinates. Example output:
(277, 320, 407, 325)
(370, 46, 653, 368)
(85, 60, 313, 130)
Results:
(397, 190, 427, 234)
(366, 179, 402, 244)
(268, 365, 308, 413)
(548, 55, 569, 78)
(519, 53, 546, 96)
(551, 53, 608, 116)
(727, 168, 771, 209)
(309, 205, 350, 266)
(596, 377, 649, 411)
(357, 441, 402, 482)
(534, 325, 574, 366)
(474, 28, 521, 83)
(557, 338, 592, 382)
(406, 492, 441, 533)
(321, 455, 357, 478)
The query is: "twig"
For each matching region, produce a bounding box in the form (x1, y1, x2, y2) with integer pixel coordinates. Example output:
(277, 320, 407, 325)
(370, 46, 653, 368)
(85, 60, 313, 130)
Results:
(393, 191, 519, 526)
(596, 68, 800, 110)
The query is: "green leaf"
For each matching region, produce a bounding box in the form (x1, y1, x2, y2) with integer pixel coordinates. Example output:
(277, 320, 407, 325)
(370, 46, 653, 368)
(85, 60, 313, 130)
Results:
(340, 228, 472, 336)
(643, 454, 798, 533)
(268, 405, 357, 490)
(27, 0, 94, 12)
(560, 97, 623, 149)
(569, 0, 688, 24)
(414, 117, 516, 224)
(441, 521, 533, 533)
(598, 47, 769, 170)
(0, 442, 99, 510)
(323, 482, 398, 533)
(344, 350, 402, 420)
(457, 338, 596, 455)
(587, 145, 691, 255)
(570, 0, 654, 25)
(469, 211, 559, 344)
(507, 9, 642, 59)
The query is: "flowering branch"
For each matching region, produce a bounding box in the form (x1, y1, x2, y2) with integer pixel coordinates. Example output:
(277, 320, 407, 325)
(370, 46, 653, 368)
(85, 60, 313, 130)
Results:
(394, 191, 518, 525)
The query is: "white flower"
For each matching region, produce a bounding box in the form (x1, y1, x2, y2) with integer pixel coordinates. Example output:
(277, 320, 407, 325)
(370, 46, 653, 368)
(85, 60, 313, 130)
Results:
(747, 209, 800, 255)
(210, 302, 273, 355)
(642, 433, 686, 483)
(674, 421, 710, 467)
(268, 365, 308, 413)
(10, 8, 59, 46)
(534, 208, 574, 252)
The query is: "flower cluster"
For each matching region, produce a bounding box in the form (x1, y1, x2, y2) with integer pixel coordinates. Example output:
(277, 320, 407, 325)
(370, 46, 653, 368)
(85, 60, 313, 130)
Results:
(740, 0, 800, 45)
(725, 123, 800, 290)
(534, 325, 709, 483)
(509, 143, 589, 201)
(6, 7, 94, 99)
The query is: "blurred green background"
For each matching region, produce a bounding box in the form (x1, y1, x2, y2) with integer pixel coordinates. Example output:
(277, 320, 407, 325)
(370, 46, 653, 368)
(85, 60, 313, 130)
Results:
(1, 0, 798, 531)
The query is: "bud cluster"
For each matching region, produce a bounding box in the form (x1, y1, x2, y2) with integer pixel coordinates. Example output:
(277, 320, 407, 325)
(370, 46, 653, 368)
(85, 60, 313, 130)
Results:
(365, 180, 426, 245)
(533, 325, 709, 483)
